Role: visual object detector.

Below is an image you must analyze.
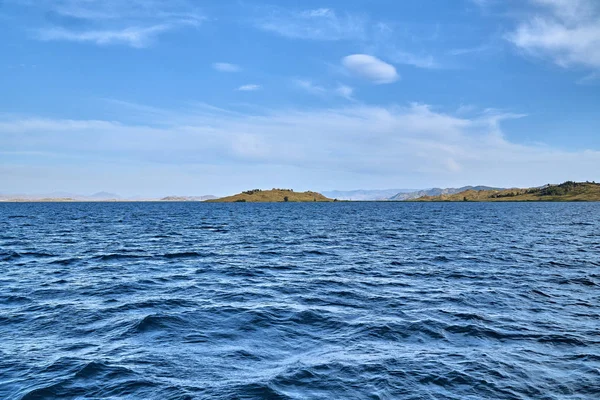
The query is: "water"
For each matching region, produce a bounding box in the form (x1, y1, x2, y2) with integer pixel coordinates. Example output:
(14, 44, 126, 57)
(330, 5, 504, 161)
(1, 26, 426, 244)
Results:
(1, 202, 599, 400)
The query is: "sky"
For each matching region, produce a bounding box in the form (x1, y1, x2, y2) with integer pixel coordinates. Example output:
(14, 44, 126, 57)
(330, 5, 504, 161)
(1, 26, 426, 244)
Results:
(1, 0, 599, 197)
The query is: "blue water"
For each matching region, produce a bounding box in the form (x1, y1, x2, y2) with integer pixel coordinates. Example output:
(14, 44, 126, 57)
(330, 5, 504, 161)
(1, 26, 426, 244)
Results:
(1, 202, 599, 399)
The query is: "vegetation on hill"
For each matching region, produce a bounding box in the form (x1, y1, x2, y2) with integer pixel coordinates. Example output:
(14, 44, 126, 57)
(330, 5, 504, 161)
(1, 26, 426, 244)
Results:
(207, 189, 334, 202)
(389, 186, 503, 201)
(414, 181, 600, 202)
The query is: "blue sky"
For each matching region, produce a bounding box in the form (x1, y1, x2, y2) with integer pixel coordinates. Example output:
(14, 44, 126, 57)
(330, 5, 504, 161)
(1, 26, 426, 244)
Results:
(1, 0, 599, 196)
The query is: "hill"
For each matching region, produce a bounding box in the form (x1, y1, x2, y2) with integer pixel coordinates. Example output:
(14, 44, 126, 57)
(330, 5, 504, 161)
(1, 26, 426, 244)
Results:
(207, 189, 333, 203)
(389, 186, 503, 201)
(414, 181, 600, 202)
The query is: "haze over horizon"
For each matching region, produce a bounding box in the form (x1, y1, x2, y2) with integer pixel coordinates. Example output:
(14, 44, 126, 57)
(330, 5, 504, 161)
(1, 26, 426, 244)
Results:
(2, 0, 599, 197)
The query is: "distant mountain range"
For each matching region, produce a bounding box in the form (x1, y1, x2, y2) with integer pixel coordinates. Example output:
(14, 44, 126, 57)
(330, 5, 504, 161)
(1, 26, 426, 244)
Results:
(4, 183, 597, 202)
(321, 189, 416, 201)
(0, 192, 216, 202)
(2, 187, 508, 202)
(322, 186, 503, 201)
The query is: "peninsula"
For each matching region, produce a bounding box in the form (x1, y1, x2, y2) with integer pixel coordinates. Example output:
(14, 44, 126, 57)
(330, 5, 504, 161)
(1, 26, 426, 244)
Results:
(413, 181, 600, 202)
(206, 189, 333, 203)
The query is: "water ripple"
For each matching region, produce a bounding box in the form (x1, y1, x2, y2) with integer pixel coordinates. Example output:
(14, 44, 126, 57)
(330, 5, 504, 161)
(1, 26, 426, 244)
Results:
(1, 202, 599, 399)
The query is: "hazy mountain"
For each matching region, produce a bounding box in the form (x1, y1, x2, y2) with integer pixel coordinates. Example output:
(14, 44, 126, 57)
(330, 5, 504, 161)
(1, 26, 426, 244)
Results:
(161, 195, 217, 201)
(0, 192, 216, 202)
(389, 186, 504, 201)
(322, 189, 416, 201)
(0, 192, 79, 201)
(88, 192, 121, 200)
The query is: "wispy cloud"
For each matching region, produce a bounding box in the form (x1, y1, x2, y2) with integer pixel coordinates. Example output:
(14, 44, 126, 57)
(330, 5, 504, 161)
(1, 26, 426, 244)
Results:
(388, 50, 439, 69)
(295, 79, 327, 95)
(37, 25, 172, 47)
(448, 44, 493, 56)
(507, 0, 600, 69)
(2, 101, 596, 192)
(253, 6, 440, 70)
(213, 62, 241, 72)
(468, 0, 497, 9)
(295, 79, 354, 100)
(17, 0, 204, 47)
(256, 7, 366, 41)
(342, 54, 399, 84)
(576, 71, 600, 85)
(335, 84, 354, 101)
(237, 84, 261, 91)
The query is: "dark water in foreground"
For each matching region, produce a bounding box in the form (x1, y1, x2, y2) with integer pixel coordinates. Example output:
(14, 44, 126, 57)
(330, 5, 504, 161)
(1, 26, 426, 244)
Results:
(1, 202, 599, 399)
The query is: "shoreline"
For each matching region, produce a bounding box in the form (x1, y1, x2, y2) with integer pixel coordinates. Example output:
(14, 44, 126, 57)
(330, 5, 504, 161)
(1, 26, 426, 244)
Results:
(2, 199, 600, 203)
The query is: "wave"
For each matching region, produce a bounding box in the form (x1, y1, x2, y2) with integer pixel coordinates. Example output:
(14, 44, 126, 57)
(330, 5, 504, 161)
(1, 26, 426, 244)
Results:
(0, 294, 32, 304)
(92, 254, 151, 261)
(1, 251, 54, 261)
(126, 313, 188, 335)
(223, 382, 287, 399)
(49, 257, 81, 266)
(107, 298, 198, 313)
(74, 360, 135, 379)
(162, 251, 204, 259)
(4, 201, 600, 399)
(20, 361, 161, 400)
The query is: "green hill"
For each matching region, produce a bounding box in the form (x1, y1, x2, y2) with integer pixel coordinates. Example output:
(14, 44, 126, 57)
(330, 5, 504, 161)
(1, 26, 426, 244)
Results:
(414, 181, 600, 202)
(207, 189, 334, 203)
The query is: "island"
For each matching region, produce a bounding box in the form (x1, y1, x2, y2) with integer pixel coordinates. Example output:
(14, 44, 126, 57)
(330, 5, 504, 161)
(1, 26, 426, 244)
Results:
(413, 181, 600, 202)
(206, 189, 334, 203)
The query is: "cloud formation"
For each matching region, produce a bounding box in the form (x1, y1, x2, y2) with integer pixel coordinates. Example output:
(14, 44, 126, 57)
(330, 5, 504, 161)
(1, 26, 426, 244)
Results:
(20, 0, 203, 47)
(342, 54, 399, 84)
(37, 25, 171, 47)
(294, 80, 354, 100)
(2, 101, 598, 194)
(256, 7, 366, 41)
(237, 84, 261, 91)
(295, 79, 327, 95)
(335, 84, 354, 100)
(254, 6, 437, 70)
(389, 50, 438, 69)
(213, 63, 241, 72)
(507, 0, 600, 69)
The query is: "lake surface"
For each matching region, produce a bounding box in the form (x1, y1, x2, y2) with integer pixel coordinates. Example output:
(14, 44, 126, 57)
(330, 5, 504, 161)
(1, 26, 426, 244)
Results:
(1, 202, 599, 399)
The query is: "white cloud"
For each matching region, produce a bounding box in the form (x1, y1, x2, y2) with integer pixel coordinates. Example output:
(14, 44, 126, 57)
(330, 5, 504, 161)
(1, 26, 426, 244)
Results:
(507, 0, 600, 69)
(448, 44, 493, 56)
(294, 80, 354, 100)
(469, 0, 496, 8)
(577, 71, 600, 85)
(389, 50, 438, 69)
(213, 63, 241, 72)
(295, 79, 327, 95)
(335, 84, 354, 100)
(256, 7, 366, 41)
(254, 6, 440, 70)
(18, 0, 203, 47)
(2, 102, 598, 192)
(237, 84, 261, 91)
(29, 0, 204, 23)
(342, 54, 399, 84)
(37, 25, 171, 47)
